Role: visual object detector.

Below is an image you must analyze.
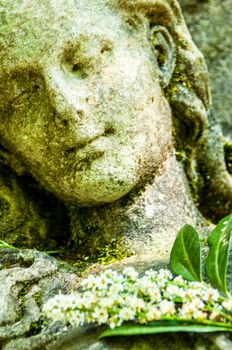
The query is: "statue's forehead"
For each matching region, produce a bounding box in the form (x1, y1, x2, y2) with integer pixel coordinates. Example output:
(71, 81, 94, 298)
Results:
(0, 0, 113, 23)
(0, 0, 125, 69)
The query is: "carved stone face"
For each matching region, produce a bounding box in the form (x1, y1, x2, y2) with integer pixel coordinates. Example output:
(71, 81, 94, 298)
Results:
(0, 0, 172, 206)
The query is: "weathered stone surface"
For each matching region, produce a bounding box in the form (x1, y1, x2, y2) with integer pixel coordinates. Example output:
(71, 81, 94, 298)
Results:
(0, 0, 231, 349)
(0, 248, 77, 350)
(1, 249, 232, 350)
(0, 166, 70, 249)
(0, 0, 231, 260)
(179, 0, 232, 139)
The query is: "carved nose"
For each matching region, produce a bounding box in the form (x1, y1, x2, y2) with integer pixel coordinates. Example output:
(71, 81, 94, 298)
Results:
(43, 66, 106, 145)
(44, 66, 89, 127)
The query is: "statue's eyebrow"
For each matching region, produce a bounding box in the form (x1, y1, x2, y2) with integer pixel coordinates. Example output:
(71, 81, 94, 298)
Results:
(109, 4, 148, 34)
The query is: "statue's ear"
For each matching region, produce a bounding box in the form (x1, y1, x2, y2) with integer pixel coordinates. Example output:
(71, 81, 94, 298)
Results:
(150, 26, 176, 88)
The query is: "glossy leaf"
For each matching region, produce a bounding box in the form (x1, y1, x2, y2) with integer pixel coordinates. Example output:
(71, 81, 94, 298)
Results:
(99, 322, 232, 338)
(0, 240, 16, 249)
(170, 224, 202, 281)
(205, 214, 232, 294)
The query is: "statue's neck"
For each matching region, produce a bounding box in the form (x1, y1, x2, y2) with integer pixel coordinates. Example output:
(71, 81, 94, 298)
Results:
(68, 152, 205, 265)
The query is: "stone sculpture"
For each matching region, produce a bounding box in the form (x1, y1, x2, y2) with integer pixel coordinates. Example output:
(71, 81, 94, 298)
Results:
(0, 0, 231, 349)
(0, 0, 231, 259)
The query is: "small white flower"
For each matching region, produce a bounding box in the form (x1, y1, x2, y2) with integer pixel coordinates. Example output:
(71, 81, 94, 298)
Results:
(179, 304, 194, 319)
(222, 299, 232, 311)
(165, 284, 183, 299)
(101, 269, 115, 279)
(189, 281, 206, 290)
(145, 270, 158, 279)
(137, 277, 156, 295)
(85, 312, 95, 323)
(179, 298, 205, 320)
(146, 305, 161, 321)
(159, 300, 176, 316)
(173, 276, 185, 284)
(47, 308, 64, 322)
(192, 310, 207, 321)
(123, 267, 139, 280)
(133, 298, 146, 312)
(209, 311, 221, 321)
(68, 310, 85, 326)
(201, 288, 220, 302)
(119, 308, 135, 321)
(147, 287, 162, 302)
(192, 298, 205, 309)
(81, 294, 98, 309)
(108, 315, 123, 329)
(99, 297, 117, 309)
(156, 270, 172, 288)
(80, 274, 99, 290)
(157, 269, 173, 280)
(108, 282, 124, 295)
(182, 288, 200, 301)
(124, 281, 137, 293)
(92, 307, 109, 324)
(94, 275, 111, 290)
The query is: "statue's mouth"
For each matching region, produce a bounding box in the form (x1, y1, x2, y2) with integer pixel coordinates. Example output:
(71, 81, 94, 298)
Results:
(64, 126, 115, 162)
(65, 133, 103, 154)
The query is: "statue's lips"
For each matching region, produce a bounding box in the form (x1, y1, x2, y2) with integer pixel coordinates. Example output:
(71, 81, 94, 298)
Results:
(64, 132, 113, 162)
(64, 127, 115, 156)
(67, 133, 104, 151)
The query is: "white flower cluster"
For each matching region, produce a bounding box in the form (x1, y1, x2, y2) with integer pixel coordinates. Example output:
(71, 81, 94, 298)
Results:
(43, 267, 232, 329)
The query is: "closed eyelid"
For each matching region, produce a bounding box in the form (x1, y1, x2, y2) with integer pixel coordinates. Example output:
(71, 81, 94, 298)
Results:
(60, 38, 114, 80)
(62, 37, 114, 62)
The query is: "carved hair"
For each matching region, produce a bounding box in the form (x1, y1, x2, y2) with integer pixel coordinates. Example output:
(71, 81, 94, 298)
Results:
(117, 0, 232, 219)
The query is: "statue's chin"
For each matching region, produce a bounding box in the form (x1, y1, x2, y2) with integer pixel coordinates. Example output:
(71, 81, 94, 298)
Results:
(52, 186, 134, 207)
(40, 171, 138, 207)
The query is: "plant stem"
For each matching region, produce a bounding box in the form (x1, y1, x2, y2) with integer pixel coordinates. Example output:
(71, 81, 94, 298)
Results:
(160, 316, 232, 329)
(204, 306, 232, 322)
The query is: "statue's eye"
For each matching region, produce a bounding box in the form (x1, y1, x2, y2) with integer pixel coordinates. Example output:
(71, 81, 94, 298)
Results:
(72, 63, 82, 72)
(32, 83, 40, 92)
(71, 62, 88, 79)
(63, 38, 113, 78)
(100, 42, 113, 55)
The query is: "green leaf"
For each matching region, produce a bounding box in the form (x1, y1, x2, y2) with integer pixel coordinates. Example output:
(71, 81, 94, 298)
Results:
(205, 214, 232, 294)
(170, 224, 202, 281)
(42, 250, 72, 255)
(0, 240, 16, 249)
(99, 322, 232, 339)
